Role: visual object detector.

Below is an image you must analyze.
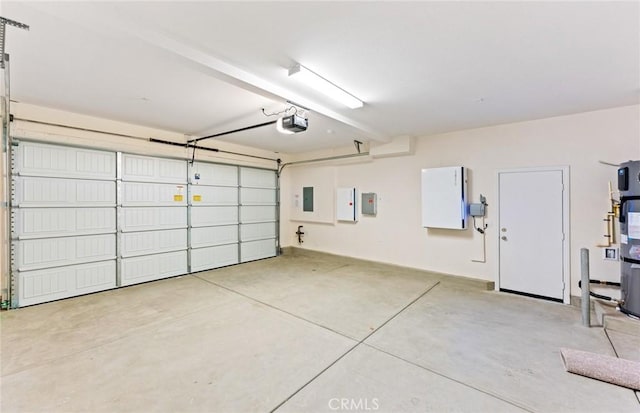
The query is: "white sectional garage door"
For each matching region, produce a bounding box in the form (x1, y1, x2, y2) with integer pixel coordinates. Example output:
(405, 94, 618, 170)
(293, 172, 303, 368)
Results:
(188, 161, 239, 272)
(119, 154, 188, 286)
(12, 142, 117, 306)
(9, 141, 278, 307)
(239, 167, 277, 262)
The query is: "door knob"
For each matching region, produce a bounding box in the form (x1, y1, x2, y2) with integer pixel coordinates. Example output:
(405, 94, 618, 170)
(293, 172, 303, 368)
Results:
(501, 236, 507, 241)
(501, 228, 507, 232)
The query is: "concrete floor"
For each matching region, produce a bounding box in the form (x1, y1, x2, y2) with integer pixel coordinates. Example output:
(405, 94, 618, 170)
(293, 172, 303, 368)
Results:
(2, 249, 639, 412)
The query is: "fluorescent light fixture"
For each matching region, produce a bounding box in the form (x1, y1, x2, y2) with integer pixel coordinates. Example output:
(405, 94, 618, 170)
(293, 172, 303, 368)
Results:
(288, 63, 363, 109)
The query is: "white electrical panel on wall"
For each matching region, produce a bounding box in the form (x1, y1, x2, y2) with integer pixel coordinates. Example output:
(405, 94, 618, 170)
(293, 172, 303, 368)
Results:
(337, 187, 357, 222)
(421, 166, 467, 230)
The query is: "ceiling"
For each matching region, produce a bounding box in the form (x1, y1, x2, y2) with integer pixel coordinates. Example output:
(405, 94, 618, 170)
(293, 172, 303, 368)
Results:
(2, 1, 639, 154)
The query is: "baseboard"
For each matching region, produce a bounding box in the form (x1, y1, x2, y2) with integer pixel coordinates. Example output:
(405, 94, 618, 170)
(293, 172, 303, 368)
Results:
(280, 246, 494, 291)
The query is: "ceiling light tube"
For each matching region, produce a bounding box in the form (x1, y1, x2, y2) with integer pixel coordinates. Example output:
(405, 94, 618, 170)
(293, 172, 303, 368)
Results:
(288, 63, 363, 109)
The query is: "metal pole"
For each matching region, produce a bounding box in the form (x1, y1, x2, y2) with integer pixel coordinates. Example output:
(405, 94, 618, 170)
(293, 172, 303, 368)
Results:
(188, 120, 277, 144)
(282, 152, 371, 168)
(2, 53, 13, 308)
(580, 248, 591, 327)
(275, 159, 281, 256)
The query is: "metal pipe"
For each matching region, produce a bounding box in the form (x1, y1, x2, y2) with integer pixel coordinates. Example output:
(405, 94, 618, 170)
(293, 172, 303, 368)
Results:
(188, 120, 277, 144)
(9, 119, 279, 163)
(149, 138, 278, 163)
(13, 117, 151, 141)
(2, 53, 12, 309)
(581, 248, 591, 327)
(275, 159, 282, 255)
(281, 152, 370, 171)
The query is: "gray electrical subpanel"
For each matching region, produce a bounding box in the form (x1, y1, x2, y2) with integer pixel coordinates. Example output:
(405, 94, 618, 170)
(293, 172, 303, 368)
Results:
(303, 187, 314, 212)
(362, 192, 377, 216)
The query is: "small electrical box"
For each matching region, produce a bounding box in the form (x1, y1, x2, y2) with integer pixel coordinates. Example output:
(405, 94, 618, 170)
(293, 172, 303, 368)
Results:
(361, 192, 377, 216)
(469, 203, 485, 217)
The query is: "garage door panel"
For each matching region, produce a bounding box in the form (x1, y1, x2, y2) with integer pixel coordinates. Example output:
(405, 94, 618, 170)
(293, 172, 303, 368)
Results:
(120, 229, 187, 258)
(241, 239, 276, 262)
(120, 250, 188, 286)
(122, 154, 187, 184)
(240, 206, 276, 223)
(10, 145, 279, 307)
(240, 223, 276, 242)
(14, 177, 115, 207)
(121, 207, 187, 232)
(240, 188, 276, 206)
(191, 225, 238, 248)
(190, 186, 238, 206)
(18, 260, 116, 306)
(190, 244, 239, 272)
(16, 234, 116, 271)
(191, 206, 238, 227)
(240, 168, 276, 188)
(121, 182, 188, 206)
(189, 162, 237, 186)
(13, 208, 116, 239)
(16, 142, 116, 180)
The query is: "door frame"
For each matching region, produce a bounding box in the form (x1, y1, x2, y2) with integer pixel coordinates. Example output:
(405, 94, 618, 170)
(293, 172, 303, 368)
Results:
(496, 166, 571, 304)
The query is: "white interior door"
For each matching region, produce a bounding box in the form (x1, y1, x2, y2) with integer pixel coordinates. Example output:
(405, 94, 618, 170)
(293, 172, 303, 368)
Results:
(498, 168, 567, 301)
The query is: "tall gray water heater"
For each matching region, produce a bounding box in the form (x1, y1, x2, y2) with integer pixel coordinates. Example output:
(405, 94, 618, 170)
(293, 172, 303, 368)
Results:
(618, 160, 640, 317)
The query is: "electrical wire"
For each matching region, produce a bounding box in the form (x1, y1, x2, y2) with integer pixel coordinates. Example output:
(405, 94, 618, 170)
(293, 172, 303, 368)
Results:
(578, 279, 621, 302)
(472, 216, 487, 234)
(261, 106, 297, 117)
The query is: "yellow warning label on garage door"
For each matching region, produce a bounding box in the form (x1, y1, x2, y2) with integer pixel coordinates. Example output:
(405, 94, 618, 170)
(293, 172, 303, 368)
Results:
(174, 185, 184, 202)
(193, 195, 202, 202)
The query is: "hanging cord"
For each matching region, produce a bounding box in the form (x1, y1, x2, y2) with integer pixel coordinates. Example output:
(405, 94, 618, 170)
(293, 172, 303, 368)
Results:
(472, 216, 488, 234)
(190, 144, 197, 165)
(262, 105, 298, 117)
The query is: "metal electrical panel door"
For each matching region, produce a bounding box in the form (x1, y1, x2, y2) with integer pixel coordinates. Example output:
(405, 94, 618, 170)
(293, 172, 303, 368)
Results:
(189, 162, 239, 272)
(498, 169, 566, 301)
(12, 142, 117, 306)
(239, 167, 277, 262)
(119, 154, 188, 286)
(337, 188, 357, 222)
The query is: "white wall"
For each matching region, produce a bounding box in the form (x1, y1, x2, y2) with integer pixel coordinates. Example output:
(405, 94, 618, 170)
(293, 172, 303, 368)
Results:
(2, 103, 638, 302)
(8, 103, 282, 169)
(281, 105, 640, 298)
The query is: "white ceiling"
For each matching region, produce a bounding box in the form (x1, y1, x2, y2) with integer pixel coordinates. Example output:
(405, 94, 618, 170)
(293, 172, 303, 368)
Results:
(2, 1, 639, 153)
